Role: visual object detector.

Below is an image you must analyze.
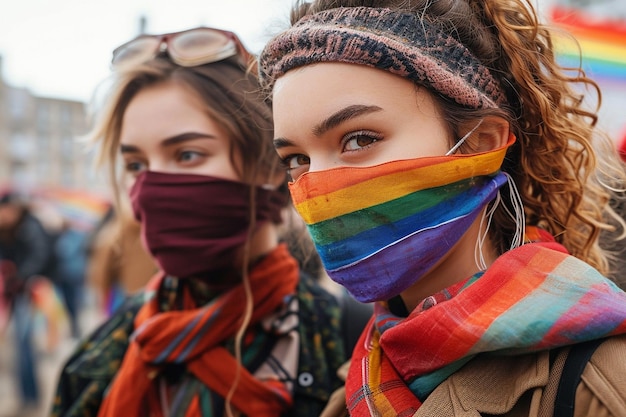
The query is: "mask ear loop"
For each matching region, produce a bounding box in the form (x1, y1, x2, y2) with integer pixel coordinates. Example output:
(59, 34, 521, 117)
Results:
(474, 172, 526, 270)
(501, 172, 526, 250)
(475, 192, 500, 270)
(445, 119, 484, 156)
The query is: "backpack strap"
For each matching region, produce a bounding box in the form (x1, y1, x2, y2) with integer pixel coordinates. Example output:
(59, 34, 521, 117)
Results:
(553, 338, 606, 417)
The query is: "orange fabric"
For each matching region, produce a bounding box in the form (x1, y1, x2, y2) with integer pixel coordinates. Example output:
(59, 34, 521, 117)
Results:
(97, 243, 298, 417)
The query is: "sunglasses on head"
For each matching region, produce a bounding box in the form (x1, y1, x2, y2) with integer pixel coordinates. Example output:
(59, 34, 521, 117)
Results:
(111, 27, 253, 70)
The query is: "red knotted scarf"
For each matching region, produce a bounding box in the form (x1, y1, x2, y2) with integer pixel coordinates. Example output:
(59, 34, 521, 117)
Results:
(97, 243, 299, 417)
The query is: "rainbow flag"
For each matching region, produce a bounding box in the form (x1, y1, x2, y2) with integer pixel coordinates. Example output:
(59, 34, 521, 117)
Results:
(34, 187, 111, 231)
(550, 6, 626, 81)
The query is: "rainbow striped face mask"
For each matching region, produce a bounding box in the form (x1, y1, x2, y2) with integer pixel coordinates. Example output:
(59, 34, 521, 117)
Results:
(289, 134, 515, 303)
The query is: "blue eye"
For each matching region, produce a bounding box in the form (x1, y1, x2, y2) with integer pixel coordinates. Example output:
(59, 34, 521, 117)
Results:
(179, 150, 201, 162)
(124, 160, 147, 174)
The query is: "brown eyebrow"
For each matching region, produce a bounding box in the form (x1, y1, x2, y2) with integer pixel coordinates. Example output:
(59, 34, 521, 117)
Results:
(273, 137, 294, 150)
(120, 132, 216, 154)
(120, 143, 140, 154)
(273, 104, 383, 149)
(313, 104, 382, 136)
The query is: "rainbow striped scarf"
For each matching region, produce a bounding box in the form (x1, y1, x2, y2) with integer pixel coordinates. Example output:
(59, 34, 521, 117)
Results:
(289, 135, 515, 303)
(345, 230, 626, 416)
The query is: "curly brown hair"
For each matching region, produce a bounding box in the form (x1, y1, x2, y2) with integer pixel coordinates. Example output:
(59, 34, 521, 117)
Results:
(286, 0, 626, 277)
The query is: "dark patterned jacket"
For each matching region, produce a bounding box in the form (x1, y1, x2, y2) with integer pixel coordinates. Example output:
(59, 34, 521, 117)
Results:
(50, 273, 348, 417)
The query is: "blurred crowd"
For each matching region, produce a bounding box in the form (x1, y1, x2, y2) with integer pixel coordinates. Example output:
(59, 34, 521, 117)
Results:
(0, 188, 157, 415)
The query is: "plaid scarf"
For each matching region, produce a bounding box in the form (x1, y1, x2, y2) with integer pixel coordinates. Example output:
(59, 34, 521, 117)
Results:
(346, 228, 626, 416)
(97, 243, 299, 417)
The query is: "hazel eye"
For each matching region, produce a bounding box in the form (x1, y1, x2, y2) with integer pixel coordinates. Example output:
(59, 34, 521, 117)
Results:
(284, 154, 310, 170)
(343, 130, 382, 151)
(280, 154, 310, 181)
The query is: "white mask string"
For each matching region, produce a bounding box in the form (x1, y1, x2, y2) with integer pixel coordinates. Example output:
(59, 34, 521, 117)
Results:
(445, 119, 484, 156)
(474, 170, 527, 271)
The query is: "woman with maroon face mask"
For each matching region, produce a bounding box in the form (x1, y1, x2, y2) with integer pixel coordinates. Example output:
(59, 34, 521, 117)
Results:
(50, 27, 348, 417)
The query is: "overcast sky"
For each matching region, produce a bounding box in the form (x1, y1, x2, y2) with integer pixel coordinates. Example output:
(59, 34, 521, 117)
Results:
(0, 0, 295, 103)
(2, 0, 626, 139)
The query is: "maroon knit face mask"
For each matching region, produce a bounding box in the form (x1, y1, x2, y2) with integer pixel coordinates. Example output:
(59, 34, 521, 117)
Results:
(129, 171, 286, 279)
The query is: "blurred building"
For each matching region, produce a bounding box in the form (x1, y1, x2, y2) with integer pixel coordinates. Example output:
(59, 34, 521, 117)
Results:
(0, 55, 106, 194)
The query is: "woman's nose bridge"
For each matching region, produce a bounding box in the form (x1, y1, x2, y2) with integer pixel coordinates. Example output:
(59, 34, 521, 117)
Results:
(307, 151, 336, 173)
(148, 155, 174, 173)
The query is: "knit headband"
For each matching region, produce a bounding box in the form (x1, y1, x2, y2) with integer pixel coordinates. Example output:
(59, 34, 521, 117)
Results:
(259, 7, 508, 109)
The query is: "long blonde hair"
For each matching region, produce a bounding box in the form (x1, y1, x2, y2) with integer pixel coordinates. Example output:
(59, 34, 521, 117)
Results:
(86, 54, 288, 416)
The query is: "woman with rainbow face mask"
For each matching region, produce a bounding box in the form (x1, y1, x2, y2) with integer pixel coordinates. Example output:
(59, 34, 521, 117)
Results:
(259, 1, 626, 416)
(50, 27, 350, 417)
